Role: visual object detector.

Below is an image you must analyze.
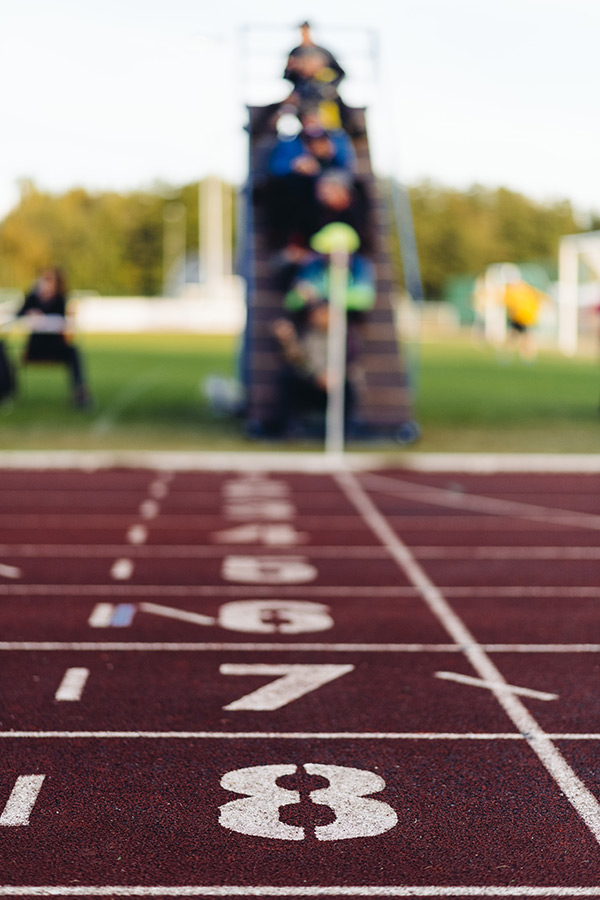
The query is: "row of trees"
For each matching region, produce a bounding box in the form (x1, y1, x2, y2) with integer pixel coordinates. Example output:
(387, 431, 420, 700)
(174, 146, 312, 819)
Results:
(0, 177, 586, 299)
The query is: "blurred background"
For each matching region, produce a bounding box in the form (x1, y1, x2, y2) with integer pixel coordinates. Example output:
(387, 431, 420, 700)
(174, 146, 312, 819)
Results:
(1, 0, 599, 453)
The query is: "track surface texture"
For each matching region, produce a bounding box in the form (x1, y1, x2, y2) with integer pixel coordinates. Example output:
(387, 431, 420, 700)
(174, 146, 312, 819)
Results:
(2, 464, 600, 897)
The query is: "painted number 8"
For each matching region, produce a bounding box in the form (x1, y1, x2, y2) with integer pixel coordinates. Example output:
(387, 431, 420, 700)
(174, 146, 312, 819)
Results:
(219, 763, 397, 841)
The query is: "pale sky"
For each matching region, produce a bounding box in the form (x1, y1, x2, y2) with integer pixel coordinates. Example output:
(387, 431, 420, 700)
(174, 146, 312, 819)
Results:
(1, 0, 599, 219)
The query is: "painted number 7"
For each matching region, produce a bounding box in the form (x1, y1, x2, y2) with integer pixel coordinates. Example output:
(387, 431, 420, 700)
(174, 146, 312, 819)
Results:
(220, 663, 354, 710)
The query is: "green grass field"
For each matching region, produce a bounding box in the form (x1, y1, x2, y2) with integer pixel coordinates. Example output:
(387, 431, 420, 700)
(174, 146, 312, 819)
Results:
(1, 331, 598, 454)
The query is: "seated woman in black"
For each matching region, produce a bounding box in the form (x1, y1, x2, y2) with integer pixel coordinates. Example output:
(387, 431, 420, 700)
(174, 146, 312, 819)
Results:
(17, 267, 92, 407)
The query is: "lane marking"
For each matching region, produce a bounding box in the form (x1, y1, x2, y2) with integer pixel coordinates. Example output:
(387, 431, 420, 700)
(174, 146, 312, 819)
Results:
(2, 641, 600, 653)
(139, 602, 216, 627)
(55, 667, 90, 702)
(0, 545, 386, 558)
(110, 559, 134, 581)
(0, 563, 21, 579)
(0, 584, 420, 597)
(0, 775, 45, 826)
(221, 555, 318, 585)
(149, 480, 168, 500)
(2, 730, 600, 740)
(2, 448, 600, 472)
(88, 603, 116, 627)
(360, 471, 600, 533)
(1, 885, 600, 897)
(4, 583, 600, 599)
(211, 524, 309, 546)
(140, 500, 159, 520)
(3, 886, 600, 897)
(0, 731, 528, 739)
(4, 544, 600, 560)
(337, 470, 600, 845)
(0, 642, 460, 652)
(126, 525, 148, 545)
(413, 546, 600, 559)
(435, 671, 558, 702)
(220, 664, 355, 711)
(88, 604, 136, 628)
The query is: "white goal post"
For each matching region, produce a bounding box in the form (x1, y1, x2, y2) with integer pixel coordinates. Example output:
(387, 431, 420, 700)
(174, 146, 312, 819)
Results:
(558, 230, 600, 356)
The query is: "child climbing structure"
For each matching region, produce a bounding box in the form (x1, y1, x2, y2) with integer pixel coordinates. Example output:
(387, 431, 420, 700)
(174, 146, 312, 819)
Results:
(239, 24, 418, 442)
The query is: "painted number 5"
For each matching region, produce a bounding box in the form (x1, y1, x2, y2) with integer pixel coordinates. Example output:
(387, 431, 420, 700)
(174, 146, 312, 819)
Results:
(219, 763, 397, 841)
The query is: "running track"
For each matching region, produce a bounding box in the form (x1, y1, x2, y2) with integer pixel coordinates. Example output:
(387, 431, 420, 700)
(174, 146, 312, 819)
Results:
(2, 458, 600, 896)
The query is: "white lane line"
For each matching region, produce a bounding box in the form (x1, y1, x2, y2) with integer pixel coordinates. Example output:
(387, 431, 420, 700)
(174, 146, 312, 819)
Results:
(0, 642, 462, 652)
(3, 583, 600, 599)
(110, 559, 134, 581)
(2, 731, 600, 741)
(337, 469, 600, 846)
(360, 471, 600, 533)
(54, 667, 90, 702)
(1, 641, 600, 653)
(3, 886, 600, 897)
(435, 671, 558, 702)
(126, 525, 148, 545)
(0, 545, 387, 558)
(0, 564, 21, 579)
(0, 775, 45, 826)
(0, 584, 420, 597)
(0, 731, 526, 740)
(3, 544, 600, 560)
(413, 546, 600, 559)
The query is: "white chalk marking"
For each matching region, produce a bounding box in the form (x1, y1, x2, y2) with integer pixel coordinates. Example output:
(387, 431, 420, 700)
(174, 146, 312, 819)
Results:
(0, 563, 21, 579)
(220, 663, 354, 710)
(126, 525, 148, 545)
(111, 559, 134, 581)
(55, 667, 90, 702)
(0, 775, 45, 826)
(139, 499, 159, 520)
(337, 469, 600, 845)
(435, 671, 558, 702)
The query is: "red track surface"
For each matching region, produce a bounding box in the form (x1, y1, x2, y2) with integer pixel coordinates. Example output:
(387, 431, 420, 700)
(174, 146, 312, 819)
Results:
(1, 465, 600, 897)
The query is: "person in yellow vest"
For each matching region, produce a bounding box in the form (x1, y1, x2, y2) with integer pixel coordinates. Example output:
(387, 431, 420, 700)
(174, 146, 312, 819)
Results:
(503, 280, 544, 360)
